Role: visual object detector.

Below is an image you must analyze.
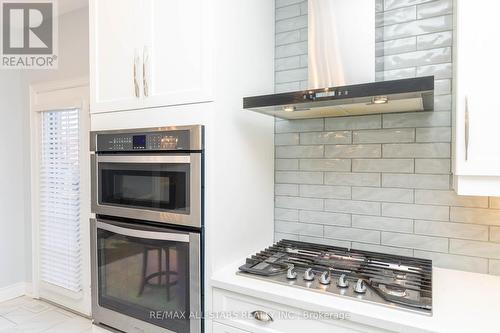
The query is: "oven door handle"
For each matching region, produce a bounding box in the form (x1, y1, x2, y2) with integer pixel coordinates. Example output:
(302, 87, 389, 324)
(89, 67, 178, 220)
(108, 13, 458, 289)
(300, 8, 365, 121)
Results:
(96, 221, 190, 242)
(96, 155, 191, 164)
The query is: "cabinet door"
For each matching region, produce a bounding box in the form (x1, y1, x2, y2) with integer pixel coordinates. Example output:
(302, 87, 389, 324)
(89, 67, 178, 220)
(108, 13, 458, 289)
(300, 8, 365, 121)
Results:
(90, 0, 145, 113)
(141, 0, 213, 108)
(213, 322, 250, 333)
(455, 0, 500, 175)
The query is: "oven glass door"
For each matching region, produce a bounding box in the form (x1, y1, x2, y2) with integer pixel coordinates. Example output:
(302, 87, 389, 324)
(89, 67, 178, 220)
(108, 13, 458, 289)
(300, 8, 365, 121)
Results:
(96, 220, 200, 333)
(98, 155, 191, 214)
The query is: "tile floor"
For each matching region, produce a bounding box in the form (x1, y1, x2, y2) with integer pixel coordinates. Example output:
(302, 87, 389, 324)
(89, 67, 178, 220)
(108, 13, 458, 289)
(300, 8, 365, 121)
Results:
(0, 296, 111, 333)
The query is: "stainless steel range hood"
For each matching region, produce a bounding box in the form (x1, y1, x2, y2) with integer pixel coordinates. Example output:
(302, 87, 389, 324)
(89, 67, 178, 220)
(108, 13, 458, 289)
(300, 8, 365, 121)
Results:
(243, 0, 435, 120)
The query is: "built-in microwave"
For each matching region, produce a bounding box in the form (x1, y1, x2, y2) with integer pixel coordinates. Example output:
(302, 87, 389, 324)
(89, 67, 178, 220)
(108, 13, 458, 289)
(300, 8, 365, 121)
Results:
(90, 125, 203, 229)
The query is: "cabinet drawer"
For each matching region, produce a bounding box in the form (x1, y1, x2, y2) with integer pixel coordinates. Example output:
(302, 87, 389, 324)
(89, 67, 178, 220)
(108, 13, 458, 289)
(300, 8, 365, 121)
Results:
(213, 322, 250, 333)
(212, 288, 393, 333)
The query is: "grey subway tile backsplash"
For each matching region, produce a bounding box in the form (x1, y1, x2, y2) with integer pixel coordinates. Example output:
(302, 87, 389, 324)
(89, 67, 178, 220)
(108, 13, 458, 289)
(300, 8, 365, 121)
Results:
(414, 190, 489, 207)
(382, 203, 449, 221)
(275, 184, 299, 196)
(325, 172, 381, 187)
(414, 158, 450, 174)
(352, 159, 414, 173)
(325, 144, 382, 158)
(353, 128, 415, 144)
(275, 119, 324, 133)
(276, 145, 324, 158)
(352, 186, 414, 203)
(325, 199, 381, 216)
(382, 173, 451, 190)
(275, 133, 300, 146)
(417, 0, 452, 19)
(414, 220, 489, 241)
(382, 232, 449, 252)
(300, 184, 351, 200)
(382, 143, 450, 158)
(300, 131, 351, 144)
(352, 215, 414, 233)
(324, 226, 381, 244)
(299, 159, 351, 172)
(275, 196, 323, 211)
(273, 0, 500, 275)
(275, 208, 299, 222)
(417, 31, 452, 50)
(382, 111, 451, 128)
(415, 127, 451, 142)
(275, 171, 323, 184)
(299, 210, 351, 227)
(275, 159, 299, 171)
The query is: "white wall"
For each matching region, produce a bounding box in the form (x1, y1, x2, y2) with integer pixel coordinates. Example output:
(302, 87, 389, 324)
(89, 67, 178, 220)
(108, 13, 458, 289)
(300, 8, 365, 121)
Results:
(0, 72, 26, 290)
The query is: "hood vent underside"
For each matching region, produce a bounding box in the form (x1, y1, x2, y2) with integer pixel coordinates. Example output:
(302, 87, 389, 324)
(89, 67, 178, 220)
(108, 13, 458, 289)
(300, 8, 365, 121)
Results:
(243, 76, 434, 120)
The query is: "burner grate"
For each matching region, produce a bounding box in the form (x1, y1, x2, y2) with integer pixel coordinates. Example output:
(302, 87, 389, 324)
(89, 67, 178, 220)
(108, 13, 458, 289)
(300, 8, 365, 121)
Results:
(239, 239, 433, 314)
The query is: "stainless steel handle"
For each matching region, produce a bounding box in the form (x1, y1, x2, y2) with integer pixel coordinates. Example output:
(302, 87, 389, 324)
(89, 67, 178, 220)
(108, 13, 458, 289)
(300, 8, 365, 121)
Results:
(133, 54, 140, 98)
(251, 310, 273, 323)
(96, 221, 189, 242)
(97, 155, 191, 164)
(143, 46, 150, 97)
(464, 96, 470, 161)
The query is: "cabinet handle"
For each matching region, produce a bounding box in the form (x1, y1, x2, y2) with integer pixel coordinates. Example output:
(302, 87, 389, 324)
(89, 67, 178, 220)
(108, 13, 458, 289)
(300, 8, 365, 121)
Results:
(251, 310, 273, 323)
(143, 46, 150, 97)
(464, 96, 469, 161)
(133, 54, 140, 98)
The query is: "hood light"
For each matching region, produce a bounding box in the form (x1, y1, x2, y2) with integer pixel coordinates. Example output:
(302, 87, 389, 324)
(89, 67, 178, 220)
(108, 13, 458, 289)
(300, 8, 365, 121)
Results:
(283, 105, 296, 112)
(372, 96, 389, 104)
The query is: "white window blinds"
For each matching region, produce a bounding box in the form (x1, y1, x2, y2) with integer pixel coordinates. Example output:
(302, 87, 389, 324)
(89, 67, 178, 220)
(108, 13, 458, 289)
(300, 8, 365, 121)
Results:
(39, 108, 82, 293)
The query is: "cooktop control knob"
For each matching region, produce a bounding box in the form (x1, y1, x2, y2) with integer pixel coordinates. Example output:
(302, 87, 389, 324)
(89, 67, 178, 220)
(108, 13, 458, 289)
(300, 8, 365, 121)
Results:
(286, 266, 297, 280)
(354, 279, 367, 294)
(319, 271, 331, 285)
(303, 268, 315, 281)
(337, 274, 349, 288)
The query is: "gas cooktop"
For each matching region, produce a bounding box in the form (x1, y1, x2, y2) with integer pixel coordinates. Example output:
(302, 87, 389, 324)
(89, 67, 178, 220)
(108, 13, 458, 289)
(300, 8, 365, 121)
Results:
(238, 239, 432, 315)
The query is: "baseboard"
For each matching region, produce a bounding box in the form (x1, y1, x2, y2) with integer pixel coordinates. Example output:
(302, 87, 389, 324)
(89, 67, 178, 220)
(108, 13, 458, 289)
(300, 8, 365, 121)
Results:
(0, 282, 29, 302)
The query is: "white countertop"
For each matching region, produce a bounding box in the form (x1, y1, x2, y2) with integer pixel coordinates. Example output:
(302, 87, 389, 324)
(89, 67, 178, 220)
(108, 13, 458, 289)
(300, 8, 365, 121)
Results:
(211, 261, 500, 333)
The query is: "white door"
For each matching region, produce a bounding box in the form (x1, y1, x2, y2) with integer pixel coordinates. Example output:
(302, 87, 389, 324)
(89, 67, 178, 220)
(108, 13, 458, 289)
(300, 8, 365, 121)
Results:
(31, 80, 91, 316)
(455, 0, 500, 176)
(90, 0, 145, 113)
(141, 0, 213, 108)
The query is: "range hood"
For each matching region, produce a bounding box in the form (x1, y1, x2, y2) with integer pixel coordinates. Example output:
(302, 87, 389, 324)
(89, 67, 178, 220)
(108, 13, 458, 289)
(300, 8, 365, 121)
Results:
(244, 0, 435, 120)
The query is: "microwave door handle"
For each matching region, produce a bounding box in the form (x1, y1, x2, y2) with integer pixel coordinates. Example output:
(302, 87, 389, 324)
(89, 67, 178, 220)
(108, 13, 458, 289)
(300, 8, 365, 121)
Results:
(96, 155, 191, 164)
(96, 221, 190, 243)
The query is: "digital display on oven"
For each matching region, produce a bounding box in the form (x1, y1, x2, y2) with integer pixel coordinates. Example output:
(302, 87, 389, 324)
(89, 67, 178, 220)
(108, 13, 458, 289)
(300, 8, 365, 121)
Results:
(133, 135, 146, 149)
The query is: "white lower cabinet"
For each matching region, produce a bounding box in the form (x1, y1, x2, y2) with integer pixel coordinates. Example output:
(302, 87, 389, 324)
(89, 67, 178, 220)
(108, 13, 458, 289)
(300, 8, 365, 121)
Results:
(212, 289, 393, 333)
(213, 322, 250, 333)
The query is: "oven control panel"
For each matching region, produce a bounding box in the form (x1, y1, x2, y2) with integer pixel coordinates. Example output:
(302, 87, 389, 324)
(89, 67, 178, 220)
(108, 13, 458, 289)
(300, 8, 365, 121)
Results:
(95, 130, 192, 152)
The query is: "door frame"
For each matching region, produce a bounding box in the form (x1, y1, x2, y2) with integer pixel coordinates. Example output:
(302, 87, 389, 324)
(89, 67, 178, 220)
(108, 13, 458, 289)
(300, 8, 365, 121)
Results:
(30, 77, 91, 316)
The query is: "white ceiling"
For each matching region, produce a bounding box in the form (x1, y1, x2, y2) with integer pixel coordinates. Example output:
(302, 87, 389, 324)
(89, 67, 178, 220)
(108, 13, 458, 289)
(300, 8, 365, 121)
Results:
(58, 0, 88, 16)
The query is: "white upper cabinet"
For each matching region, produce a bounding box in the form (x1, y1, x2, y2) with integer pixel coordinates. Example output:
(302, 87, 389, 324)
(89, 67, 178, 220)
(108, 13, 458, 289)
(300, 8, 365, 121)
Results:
(453, 0, 500, 196)
(90, 0, 213, 113)
(90, 0, 145, 112)
(142, 0, 212, 108)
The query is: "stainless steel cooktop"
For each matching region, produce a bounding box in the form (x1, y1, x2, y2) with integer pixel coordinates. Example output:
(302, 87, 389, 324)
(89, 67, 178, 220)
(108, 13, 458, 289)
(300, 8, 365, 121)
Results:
(238, 239, 432, 315)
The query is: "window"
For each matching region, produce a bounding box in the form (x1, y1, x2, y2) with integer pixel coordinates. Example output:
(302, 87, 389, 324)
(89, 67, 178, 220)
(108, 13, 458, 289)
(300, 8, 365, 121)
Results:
(39, 108, 82, 293)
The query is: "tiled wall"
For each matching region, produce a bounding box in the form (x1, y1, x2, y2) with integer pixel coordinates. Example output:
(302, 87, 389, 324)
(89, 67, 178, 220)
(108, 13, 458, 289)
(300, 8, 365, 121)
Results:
(274, 0, 500, 275)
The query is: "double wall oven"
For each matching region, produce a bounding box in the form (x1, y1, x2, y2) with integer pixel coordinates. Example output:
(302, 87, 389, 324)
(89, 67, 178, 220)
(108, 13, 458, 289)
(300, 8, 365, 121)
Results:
(90, 125, 204, 333)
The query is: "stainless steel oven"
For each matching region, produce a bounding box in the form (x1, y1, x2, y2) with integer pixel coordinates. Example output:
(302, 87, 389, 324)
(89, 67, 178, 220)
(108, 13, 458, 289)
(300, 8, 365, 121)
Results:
(90, 125, 203, 229)
(90, 125, 204, 333)
(91, 218, 201, 333)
